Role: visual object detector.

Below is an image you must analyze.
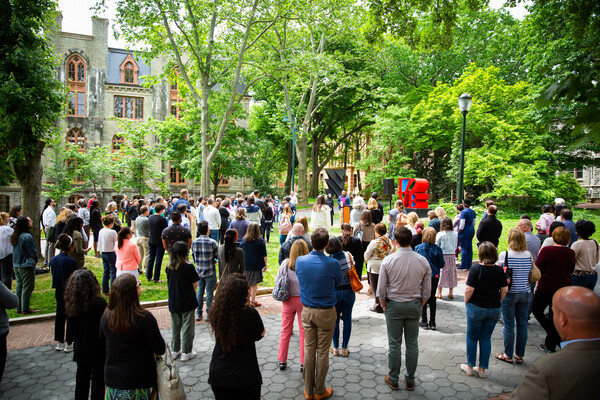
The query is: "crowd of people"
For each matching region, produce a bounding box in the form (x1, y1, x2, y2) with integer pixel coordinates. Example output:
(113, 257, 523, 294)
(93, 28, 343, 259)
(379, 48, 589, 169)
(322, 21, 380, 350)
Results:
(0, 190, 599, 399)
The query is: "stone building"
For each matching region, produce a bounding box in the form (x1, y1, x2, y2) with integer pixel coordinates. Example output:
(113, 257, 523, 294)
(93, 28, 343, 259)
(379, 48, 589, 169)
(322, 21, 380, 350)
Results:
(0, 16, 252, 212)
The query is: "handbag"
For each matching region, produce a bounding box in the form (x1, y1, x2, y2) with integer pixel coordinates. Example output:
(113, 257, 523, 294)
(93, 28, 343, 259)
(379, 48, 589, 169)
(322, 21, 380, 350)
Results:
(346, 252, 363, 292)
(272, 262, 290, 301)
(503, 253, 513, 291)
(155, 342, 186, 400)
(278, 216, 292, 235)
(528, 253, 541, 283)
(354, 224, 363, 241)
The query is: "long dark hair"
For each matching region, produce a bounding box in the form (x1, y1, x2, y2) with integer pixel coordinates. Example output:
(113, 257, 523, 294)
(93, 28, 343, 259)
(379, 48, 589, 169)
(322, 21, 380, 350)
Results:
(341, 223, 353, 246)
(103, 274, 145, 334)
(209, 273, 249, 352)
(10, 216, 30, 246)
(64, 216, 83, 237)
(117, 226, 132, 249)
(65, 269, 103, 317)
(223, 229, 238, 262)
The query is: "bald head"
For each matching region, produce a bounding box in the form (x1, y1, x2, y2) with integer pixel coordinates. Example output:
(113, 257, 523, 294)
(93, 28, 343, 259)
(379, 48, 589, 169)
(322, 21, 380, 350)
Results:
(517, 219, 533, 233)
(553, 286, 600, 341)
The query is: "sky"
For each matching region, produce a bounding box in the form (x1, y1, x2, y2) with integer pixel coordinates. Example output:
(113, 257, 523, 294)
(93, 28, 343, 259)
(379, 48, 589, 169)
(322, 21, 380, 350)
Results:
(57, 0, 531, 49)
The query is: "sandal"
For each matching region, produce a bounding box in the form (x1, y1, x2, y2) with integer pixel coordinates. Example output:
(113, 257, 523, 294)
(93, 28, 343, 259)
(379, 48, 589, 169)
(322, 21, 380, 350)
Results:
(514, 356, 523, 364)
(448, 294, 454, 299)
(330, 346, 339, 356)
(494, 353, 514, 364)
(253, 301, 262, 307)
(341, 348, 349, 357)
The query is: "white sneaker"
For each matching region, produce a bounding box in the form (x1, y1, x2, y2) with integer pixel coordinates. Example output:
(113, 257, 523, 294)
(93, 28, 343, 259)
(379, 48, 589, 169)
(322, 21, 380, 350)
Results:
(172, 350, 182, 359)
(180, 351, 197, 362)
(56, 342, 65, 351)
(64, 343, 74, 353)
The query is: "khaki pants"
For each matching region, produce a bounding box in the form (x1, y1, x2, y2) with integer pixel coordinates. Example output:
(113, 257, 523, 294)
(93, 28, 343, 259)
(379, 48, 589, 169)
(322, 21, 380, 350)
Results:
(301, 306, 336, 396)
(136, 237, 149, 273)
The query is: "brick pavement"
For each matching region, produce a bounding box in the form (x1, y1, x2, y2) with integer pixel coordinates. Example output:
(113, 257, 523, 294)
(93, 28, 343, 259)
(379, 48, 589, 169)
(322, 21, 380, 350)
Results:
(2, 269, 547, 399)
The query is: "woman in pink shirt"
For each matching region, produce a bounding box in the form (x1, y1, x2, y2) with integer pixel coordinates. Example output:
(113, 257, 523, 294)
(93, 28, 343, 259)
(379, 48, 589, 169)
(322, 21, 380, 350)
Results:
(115, 227, 141, 279)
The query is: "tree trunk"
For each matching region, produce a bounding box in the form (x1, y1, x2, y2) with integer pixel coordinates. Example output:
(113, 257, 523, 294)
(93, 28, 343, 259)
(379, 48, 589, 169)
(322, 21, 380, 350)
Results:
(295, 133, 308, 205)
(309, 134, 321, 198)
(11, 141, 45, 259)
(284, 139, 293, 194)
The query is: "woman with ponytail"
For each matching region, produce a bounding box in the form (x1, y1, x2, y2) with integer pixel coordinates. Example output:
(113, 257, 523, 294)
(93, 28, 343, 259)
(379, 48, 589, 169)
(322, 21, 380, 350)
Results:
(218, 229, 244, 280)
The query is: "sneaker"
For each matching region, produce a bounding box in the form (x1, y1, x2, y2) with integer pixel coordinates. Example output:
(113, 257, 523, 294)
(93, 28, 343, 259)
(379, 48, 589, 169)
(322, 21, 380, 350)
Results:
(429, 322, 437, 331)
(64, 343, 74, 353)
(278, 361, 287, 370)
(172, 350, 182, 359)
(419, 321, 429, 330)
(384, 374, 399, 390)
(55, 342, 65, 351)
(180, 351, 197, 362)
(538, 344, 554, 354)
(404, 378, 415, 391)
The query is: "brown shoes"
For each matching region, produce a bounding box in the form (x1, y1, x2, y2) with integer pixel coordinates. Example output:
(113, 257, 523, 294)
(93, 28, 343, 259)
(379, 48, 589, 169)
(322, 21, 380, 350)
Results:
(384, 375, 399, 390)
(303, 390, 313, 400)
(404, 378, 415, 391)
(314, 388, 333, 400)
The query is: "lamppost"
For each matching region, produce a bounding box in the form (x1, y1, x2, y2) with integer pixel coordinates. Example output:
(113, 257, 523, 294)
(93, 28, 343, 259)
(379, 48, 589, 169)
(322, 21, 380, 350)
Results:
(457, 93, 472, 204)
(282, 108, 296, 193)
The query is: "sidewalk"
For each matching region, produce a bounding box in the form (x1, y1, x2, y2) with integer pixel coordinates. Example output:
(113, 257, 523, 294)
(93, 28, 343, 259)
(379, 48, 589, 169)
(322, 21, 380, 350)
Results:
(1, 270, 548, 399)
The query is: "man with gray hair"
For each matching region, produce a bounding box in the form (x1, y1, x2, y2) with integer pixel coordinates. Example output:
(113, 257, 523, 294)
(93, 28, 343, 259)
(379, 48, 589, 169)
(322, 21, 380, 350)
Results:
(517, 218, 540, 262)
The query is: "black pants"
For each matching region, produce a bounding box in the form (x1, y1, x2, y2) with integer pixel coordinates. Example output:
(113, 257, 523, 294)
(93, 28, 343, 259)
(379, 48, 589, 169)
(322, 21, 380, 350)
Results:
(369, 272, 382, 311)
(361, 241, 369, 280)
(0, 332, 6, 384)
(211, 385, 261, 400)
(55, 289, 73, 343)
(76, 363, 104, 400)
(422, 277, 439, 324)
(264, 221, 273, 243)
(0, 254, 13, 290)
(531, 290, 561, 352)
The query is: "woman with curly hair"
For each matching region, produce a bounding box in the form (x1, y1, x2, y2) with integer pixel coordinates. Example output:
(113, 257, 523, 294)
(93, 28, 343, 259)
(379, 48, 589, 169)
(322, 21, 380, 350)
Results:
(51, 234, 79, 353)
(349, 196, 366, 229)
(209, 273, 265, 399)
(100, 274, 165, 399)
(65, 269, 107, 400)
(231, 207, 249, 245)
(105, 201, 122, 234)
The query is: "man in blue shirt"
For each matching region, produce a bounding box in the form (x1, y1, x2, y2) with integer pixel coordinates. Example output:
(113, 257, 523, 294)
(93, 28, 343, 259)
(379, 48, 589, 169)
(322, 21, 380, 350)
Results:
(296, 228, 342, 400)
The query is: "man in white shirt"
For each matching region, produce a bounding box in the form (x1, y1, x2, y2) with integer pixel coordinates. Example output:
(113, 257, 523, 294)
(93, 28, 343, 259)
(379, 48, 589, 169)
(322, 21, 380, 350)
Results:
(203, 198, 221, 242)
(42, 198, 56, 266)
(290, 191, 298, 205)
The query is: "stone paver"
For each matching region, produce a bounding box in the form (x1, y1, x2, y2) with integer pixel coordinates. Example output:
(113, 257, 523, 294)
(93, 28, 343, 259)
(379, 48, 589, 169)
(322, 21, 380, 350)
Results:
(1, 276, 548, 399)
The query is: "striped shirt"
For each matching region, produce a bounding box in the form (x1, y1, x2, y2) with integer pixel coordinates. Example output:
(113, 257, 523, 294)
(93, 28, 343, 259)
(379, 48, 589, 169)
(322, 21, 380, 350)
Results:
(497, 250, 533, 293)
(331, 250, 353, 290)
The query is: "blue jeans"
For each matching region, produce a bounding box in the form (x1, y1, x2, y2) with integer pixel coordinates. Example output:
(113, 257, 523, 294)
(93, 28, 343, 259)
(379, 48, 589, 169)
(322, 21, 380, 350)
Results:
(465, 303, 500, 369)
(458, 226, 474, 269)
(101, 252, 117, 294)
(501, 292, 531, 358)
(384, 299, 421, 385)
(197, 274, 217, 318)
(571, 273, 598, 291)
(332, 289, 355, 349)
(147, 242, 165, 281)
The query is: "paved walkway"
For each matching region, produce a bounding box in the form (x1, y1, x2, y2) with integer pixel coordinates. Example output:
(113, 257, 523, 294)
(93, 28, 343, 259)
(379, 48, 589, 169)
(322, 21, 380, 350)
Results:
(1, 270, 553, 400)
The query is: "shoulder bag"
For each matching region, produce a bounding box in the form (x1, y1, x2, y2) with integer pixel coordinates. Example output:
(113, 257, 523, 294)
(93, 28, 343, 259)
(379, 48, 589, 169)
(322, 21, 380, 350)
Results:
(278, 216, 292, 235)
(346, 252, 363, 292)
(528, 253, 541, 283)
(155, 342, 186, 400)
(354, 223, 363, 241)
(272, 263, 290, 301)
(503, 252, 513, 291)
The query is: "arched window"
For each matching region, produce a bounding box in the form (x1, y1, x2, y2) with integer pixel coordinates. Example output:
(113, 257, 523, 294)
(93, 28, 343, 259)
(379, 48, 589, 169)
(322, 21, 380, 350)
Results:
(66, 128, 85, 152)
(120, 54, 139, 84)
(112, 135, 124, 151)
(66, 54, 86, 117)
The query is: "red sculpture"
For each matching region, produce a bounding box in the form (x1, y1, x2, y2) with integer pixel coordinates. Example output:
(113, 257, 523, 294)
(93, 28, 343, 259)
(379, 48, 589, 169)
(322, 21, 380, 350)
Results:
(398, 178, 429, 209)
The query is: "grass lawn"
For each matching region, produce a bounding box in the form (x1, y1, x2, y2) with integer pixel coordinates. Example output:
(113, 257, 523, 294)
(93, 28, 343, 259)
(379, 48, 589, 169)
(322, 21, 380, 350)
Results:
(9, 208, 600, 319)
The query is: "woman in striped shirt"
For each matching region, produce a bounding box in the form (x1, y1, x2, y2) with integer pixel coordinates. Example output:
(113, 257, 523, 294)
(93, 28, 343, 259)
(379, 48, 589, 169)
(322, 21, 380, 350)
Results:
(495, 229, 533, 364)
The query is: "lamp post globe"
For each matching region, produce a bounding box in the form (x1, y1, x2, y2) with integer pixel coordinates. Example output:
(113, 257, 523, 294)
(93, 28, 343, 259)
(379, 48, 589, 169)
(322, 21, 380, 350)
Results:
(457, 93, 472, 204)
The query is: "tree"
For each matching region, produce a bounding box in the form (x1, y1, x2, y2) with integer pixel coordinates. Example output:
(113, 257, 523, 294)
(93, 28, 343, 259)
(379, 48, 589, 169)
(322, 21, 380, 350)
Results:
(0, 0, 64, 253)
(111, 121, 164, 196)
(98, 0, 282, 195)
(42, 136, 85, 202)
